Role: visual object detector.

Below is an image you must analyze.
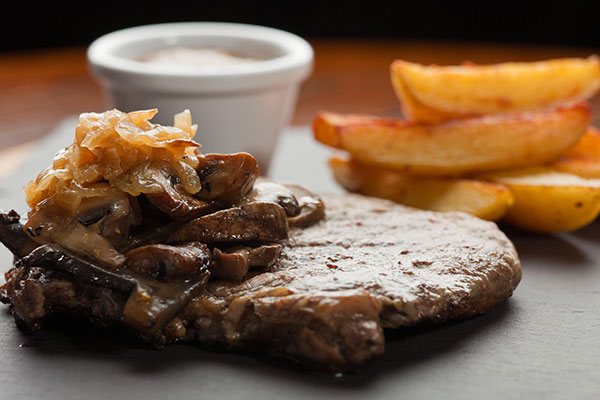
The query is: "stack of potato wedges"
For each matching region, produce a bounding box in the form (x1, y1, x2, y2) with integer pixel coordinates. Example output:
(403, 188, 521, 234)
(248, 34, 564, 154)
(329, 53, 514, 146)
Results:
(313, 57, 600, 232)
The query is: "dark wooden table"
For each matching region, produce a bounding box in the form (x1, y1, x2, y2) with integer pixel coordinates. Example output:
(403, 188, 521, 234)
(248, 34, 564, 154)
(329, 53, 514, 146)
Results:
(2, 39, 600, 176)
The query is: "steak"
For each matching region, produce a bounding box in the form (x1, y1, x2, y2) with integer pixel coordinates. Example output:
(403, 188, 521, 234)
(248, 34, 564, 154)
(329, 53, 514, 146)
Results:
(1, 194, 521, 369)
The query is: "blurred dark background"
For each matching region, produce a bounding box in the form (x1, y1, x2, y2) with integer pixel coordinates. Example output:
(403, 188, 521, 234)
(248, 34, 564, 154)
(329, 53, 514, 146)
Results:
(3, 1, 600, 51)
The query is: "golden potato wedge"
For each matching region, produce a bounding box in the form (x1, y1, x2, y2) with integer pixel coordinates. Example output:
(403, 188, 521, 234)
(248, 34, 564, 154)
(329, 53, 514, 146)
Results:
(391, 57, 600, 123)
(557, 126, 600, 158)
(553, 159, 600, 180)
(484, 167, 600, 233)
(551, 126, 600, 178)
(314, 103, 590, 176)
(330, 156, 514, 221)
(391, 72, 463, 124)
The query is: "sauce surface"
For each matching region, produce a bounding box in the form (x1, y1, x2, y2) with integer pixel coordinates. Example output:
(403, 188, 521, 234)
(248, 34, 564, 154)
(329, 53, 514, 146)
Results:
(138, 47, 260, 69)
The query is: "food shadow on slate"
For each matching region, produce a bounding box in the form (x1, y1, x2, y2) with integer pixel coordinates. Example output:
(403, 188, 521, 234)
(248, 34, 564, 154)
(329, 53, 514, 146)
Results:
(501, 224, 594, 272)
(569, 218, 600, 243)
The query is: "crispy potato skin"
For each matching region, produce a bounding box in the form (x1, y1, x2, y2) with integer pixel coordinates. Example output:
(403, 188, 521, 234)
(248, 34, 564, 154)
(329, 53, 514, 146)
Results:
(485, 168, 600, 233)
(329, 156, 513, 221)
(391, 67, 469, 124)
(552, 159, 600, 179)
(314, 103, 590, 176)
(503, 185, 600, 232)
(391, 58, 600, 123)
(551, 127, 600, 178)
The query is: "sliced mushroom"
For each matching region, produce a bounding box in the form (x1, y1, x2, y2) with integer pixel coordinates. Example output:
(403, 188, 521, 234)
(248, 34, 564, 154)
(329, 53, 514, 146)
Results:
(283, 184, 326, 228)
(195, 153, 260, 205)
(144, 163, 218, 222)
(0, 210, 39, 259)
(126, 242, 211, 281)
(167, 202, 289, 244)
(18, 243, 209, 342)
(25, 203, 127, 268)
(210, 244, 282, 282)
(76, 195, 141, 250)
(240, 180, 301, 217)
(18, 244, 135, 293)
(125, 220, 181, 251)
(227, 244, 283, 268)
(210, 248, 249, 281)
(122, 276, 208, 341)
(76, 202, 111, 226)
(124, 196, 182, 250)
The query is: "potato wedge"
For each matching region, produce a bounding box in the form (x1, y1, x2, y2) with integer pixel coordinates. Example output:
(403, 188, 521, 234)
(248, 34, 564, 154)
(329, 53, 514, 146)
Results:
(391, 57, 600, 123)
(314, 103, 590, 176)
(484, 167, 600, 232)
(330, 156, 514, 221)
(551, 126, 600, 178)
(552, 159, 600, 180)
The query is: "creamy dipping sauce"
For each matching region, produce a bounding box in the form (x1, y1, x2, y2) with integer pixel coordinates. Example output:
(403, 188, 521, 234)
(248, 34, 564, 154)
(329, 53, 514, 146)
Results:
(138, 47, 260, 69)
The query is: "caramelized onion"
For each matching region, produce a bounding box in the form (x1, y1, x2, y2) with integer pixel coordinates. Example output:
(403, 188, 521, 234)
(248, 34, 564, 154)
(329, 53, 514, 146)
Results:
(25, 109, 201, 211)
(22, 109, 204, 267)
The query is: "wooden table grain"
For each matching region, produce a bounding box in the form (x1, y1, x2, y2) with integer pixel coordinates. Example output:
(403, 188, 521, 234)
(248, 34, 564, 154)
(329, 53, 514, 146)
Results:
(1, 39, 599, 177)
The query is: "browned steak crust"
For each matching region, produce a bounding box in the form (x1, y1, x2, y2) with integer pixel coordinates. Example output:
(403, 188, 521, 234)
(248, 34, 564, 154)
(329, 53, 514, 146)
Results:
(2, 194, 521, 369)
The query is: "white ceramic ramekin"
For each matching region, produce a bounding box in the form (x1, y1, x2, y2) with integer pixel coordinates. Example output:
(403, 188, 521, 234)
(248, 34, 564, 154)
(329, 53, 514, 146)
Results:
(87, 22, 313, 170)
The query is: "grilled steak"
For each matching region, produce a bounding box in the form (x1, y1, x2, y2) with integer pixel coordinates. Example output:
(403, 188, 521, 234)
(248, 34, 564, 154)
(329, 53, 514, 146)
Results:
(1, 194, 521, 369)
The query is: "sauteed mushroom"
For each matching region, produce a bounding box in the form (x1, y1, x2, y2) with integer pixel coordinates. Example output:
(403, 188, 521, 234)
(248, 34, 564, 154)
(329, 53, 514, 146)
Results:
(210, 244, 282, 281)
(0, 211, 38, 258)
(143, 162, 218, 222)
(284, 183, 326, 228)
(17, 244, 209, 341)
(195, 153, 260, 204)
(240, 180, 301, 217)
(0, 109, 325, 346)
(126, 242, 212, 281)
(167, 202, 289, 244)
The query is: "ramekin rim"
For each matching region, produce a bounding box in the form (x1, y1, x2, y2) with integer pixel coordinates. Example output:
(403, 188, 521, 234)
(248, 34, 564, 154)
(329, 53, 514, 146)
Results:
(87, 22, 313, 79)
